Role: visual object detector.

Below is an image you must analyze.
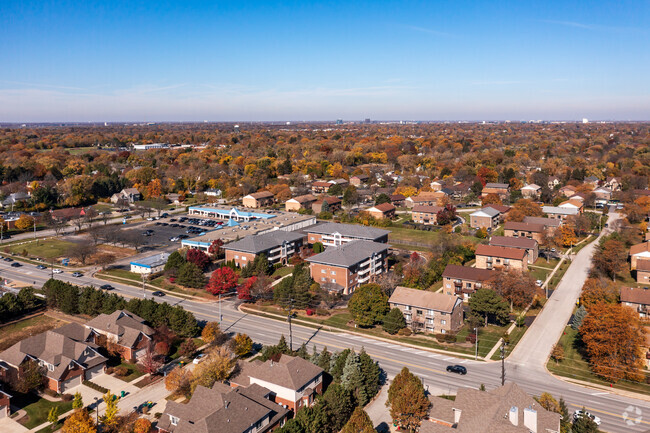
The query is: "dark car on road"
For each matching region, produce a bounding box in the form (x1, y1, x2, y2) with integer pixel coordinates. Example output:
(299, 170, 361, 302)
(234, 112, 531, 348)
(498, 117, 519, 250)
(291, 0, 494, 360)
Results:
(100, 284, 114, 290)
(36, 264, 47, 270)
(3, 257, 13, 262)
(11, 262, 22, 268)
(152, 291, 165, 297)
(446, 365, 467, 375)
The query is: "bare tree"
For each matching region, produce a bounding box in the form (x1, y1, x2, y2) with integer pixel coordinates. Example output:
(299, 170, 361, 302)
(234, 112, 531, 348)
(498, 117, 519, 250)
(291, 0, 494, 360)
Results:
(87, 226, 103, 245)
(66, 243, 95, 266)
(73, 215, 84, 233)
(95, 253, 116, 270)
(149, 198, 167, 217)
(123, 230, 147, 252)
(100, 211, 111, 225)
(135, 202, 153, 219)
(84, 207, 98, 229)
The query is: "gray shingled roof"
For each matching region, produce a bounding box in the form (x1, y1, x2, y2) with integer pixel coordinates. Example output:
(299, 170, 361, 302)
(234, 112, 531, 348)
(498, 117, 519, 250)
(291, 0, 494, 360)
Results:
(471, 207, 500, 218)
(232, 355, 323, 391)
(307, 222, 389, 240)
(306, 240, 388, 267)
(523, 216, 561, 227)
(489, 235, 537, 249)
(84, 310, 154, 348)
(224, 230, 304, 254)
(389, 286, 461, 313)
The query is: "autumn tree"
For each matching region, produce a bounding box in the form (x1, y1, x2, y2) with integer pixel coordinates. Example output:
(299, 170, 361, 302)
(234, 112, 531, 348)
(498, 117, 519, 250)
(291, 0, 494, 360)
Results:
(555, 224, 577, 248)
(11, 359, 44, 393)
(206, 267, 238, 295)
(231, 333, 253, 357)
(348, 284, 389, 327)
(208, 238, 224, 257)
(190, 346, 236, 392)
(538, 392, 561, 413)
(341, 407, 375, 433)
(62, 408, 96, 433)
(580, 278, 619, 308)
(201, 322, 223, 345)
(506, 198, 543, 222)
(580, 302, 645, 382)
(15, 214, 34, 231)
(237, 276, 256, 300)
(165, 366, 192, 396)
(101, 390, 119, 429)
(550, 344, 564, 364)
(481, 193, 502, 206)
(488, 269, 537, 310)
(72, 391, 83, 409)
(386, 367, 430, 432)
(48, 406, 59, 429)
(133, 418, 152, 433)
(186, 248, 210, 270)
(138, 345, 163, 374)
(146, 179, 163, 198)
(178, 338, 197, 357)
(591, 237, 627, 281)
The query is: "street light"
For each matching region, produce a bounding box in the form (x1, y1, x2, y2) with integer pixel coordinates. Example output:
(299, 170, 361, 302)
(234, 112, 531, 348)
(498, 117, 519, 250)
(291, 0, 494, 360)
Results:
(474, 327, 478, 361)
(93, 397, 99, 426)
(218, 290, 238, 326)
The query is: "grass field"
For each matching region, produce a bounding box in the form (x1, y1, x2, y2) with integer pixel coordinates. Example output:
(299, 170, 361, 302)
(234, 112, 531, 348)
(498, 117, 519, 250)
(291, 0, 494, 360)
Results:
(547, 326, 650, 395)
(12, 393, 73, 429)
(386, 225, 478, 247)
(8, 239, 76, 260)
(0, 314, 67, 351)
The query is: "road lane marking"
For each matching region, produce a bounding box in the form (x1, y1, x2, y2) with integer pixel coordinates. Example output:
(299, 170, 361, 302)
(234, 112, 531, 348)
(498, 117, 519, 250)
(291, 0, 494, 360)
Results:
(569, 403, 650, 426)
(590, 392, 609, 396)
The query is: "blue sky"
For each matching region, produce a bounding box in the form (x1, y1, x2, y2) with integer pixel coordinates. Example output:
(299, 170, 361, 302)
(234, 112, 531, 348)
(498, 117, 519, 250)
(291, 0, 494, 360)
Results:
(1, 0, 649, 121)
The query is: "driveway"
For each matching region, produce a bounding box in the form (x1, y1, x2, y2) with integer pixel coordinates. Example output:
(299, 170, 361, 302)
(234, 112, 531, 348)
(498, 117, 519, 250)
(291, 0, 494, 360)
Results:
(91, 373, 139, 396)
(0, 417, 28, 433)
(508, 212, 619, 370)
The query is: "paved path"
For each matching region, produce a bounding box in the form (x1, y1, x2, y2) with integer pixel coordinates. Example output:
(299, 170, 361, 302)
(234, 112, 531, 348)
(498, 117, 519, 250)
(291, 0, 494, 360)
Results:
(365, 381, 391, 432)
(508, 212, 619, 369)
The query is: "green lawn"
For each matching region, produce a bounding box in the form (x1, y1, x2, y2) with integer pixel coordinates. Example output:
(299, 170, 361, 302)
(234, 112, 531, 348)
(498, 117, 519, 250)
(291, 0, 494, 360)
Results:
(533, 257, 559, 269)
(547, 326, 650, 395)
(272, 266, 294, 278)
(8, 239, 76, 260)
(114, 361, 145, 382)
(12, 393, 73, 429)
(386, 226, 478, 247)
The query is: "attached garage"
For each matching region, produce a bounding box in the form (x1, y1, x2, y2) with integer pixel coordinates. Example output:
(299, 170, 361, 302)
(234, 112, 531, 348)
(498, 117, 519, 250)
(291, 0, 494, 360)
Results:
(85, 364, 105, 380)
(134, 348, 148, 360)
(60, 375, 82, 393)
(0, 405, 7, 418)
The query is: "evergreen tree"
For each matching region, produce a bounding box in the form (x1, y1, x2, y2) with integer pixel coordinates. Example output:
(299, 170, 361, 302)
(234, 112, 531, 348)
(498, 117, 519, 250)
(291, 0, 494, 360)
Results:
(296, 343, 309, 359)
(318, 347, 332, 373)
(330, 349, 350, 382)
(177, 262, 206, 289)
(165, 250, 186, 271)
(348, 284, 389, 327)
(323, 383, 355, 431)
(382, 308, 406, 335)
(341, 351, 362, 392)
(572, 408, 601, 433)
(358, 348, 381, 404)
(559, 397, 571, 433)
(254, 254, 271, 276)
(277, 335, 290, 354)
(72, 392, 83, 409)
(341, 407, 375, 433)
(310, 345, 320, 364)
(571, 305, 587, 330)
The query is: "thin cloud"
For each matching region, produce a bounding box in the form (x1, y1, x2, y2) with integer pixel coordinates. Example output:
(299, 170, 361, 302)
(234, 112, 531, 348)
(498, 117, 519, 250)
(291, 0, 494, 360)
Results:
(402, 25, 455, 38)
(0, 80, 85, 91)
(539, 19, 643, 33)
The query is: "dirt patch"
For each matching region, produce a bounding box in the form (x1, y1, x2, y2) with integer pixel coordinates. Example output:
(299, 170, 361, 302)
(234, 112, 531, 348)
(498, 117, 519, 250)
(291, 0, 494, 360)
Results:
(0, 313, 68, 351)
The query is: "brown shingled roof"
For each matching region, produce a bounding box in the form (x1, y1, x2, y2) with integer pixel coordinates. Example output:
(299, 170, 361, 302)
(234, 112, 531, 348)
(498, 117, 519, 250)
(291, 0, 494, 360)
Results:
(620, 287, 650, 306)
(489, 235, 537, 250)
(475, 244, 527, 260)
(232, 355, 323, 391)
(503, 221, 545, 233)
(412, 205, 443, 214)
(630, 241, 650, 256)
(442, 264, 493, 282)
(389, 286, 461, 313)
(372, 202, 396, 212)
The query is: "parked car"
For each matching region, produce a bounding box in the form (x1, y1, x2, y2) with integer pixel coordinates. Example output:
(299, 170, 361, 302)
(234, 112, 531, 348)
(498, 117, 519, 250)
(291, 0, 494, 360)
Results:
(36, 264, 47, 270)
(100, 284, 114, 290)
(53, 268, 63, 274)
(193, 354, 207, 364)
(11, 262, 22, 268)
(152, 291, 165, 297)
(573, 410, 601, 426)
(446, 365, 467, 375)
(146, 217, 154, 221)
(535, 280, 543, 287)
(169, 236, 179, 242)
(72, 272, 83, 277)
(3, 257, 13, 262)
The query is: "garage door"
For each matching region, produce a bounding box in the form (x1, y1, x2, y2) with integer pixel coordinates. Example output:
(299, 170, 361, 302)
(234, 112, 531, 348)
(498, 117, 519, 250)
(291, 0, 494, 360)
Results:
(0, 406, 6, 418)
(135, 348, 148, 360)
(60, 375, 82, 393)
(85, 364, 104, 380)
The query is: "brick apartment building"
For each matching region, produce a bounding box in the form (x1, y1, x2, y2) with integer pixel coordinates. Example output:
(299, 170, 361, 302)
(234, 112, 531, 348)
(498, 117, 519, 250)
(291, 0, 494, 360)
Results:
(441, 264, 494, 299)
(224, 231, 305, 267)
(388, 286, 464, 334)
(475, 244, 528, 271)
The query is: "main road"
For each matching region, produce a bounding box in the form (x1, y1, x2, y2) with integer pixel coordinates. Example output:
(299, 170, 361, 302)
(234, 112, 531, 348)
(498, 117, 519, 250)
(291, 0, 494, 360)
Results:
(0, 217, 647, 433)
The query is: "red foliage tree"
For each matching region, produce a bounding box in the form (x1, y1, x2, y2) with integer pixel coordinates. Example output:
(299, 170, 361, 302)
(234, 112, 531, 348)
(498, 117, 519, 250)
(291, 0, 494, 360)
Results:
(208, 238, 224, 257)
(238, 276, 257, 300)
(154, 341, 170, 356)
(206, 267, 239, 295)
(186, 248, 210, 270)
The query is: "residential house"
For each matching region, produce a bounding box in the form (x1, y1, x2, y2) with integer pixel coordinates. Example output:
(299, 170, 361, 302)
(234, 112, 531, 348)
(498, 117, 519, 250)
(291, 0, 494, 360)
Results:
(484, 204, 512, 216)
(85, 310, 154, 361)
(481, 183, 510, 200)
(558, 185, 577, 198)
(0, 323, 107, 393)
(130, 252, 171, 274)
(306, 240, 388, 294)
(365, 203, 396, 220)
(637, 260, 650, 285)
(593, 187, 613, 204)
(412, 205, 443, 225)
(311, 196, 342, 214)
(307, 222, 389, 247)
(242, 191, 275, 208)
(50, 207, 86, 222)
(285, 194, 317, 212)
(0, 389, 10, 418)
(542, 205, 580, 221)
(430, 180, 446, 191)
(311, 181, 332, 194)
(350, 174, 369, 186)
(604, 177, 622, 191)
(328, 178, 349, 187)
(441, 265, 494, 300)
(469, 207, 501, 230)
(620, 287, 650, 319)
(157, 382, 289, 433)
(504, 221, 546, 244)
(447, 182, 472, 200)
(489, 235, 538, 264)
(475, 244, 528, 271)
(547, 176, 560, 190)
(204, 188, 222, 197)
(422, 382, 561, 433)
(584, 175, 600, 187)
(405, 192, 446, 208)
(110, 187, 141, 204)
(230, 355, 324, 412)
(523, 216, 561, 233)
(1, 192, 31, 208)
(559, 199, 584, 214)
(166, 193, 182, 205)
(224, 231, 305, 268)
(630, 241, 650, 270)
(520, 184, 541, 199)
(388, 286, 464, 334)
(389, 193, 406, 207)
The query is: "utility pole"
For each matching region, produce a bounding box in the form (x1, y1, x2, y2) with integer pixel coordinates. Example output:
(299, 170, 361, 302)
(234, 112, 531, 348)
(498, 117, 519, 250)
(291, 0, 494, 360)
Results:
(33, 216, 36, 240)
(500, 340, 507, 386)
(218, 290, 238, 326)
(141, 272, 146, 298)
(286, 298, 295, 352)
(474, 327, 478, 361)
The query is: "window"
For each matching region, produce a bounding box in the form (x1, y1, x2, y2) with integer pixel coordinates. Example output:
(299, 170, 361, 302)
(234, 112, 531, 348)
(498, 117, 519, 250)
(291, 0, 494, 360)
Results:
(441, 329, 446, 334)
(441, 320, 447, 325)
(242, 256, 247, 261)
(234, 255, 239, 259)
(405, 305, 411, 311)
(170, 415, 179, 426)
(331, 271, 336, 275)
(310, 236, 315, 241)
(321, 277, 326, 282)
(504, 259, 509, 265)
(466, 282, 472, 289)
(416, 309, 423, 316)
(331, 279, 336, 283)
(48, 364, 54, 372)
(321, 269, 326, 273)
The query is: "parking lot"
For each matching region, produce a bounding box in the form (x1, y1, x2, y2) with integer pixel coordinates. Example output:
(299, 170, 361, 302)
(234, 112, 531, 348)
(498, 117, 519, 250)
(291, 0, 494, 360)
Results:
(129, 215, 225, 249)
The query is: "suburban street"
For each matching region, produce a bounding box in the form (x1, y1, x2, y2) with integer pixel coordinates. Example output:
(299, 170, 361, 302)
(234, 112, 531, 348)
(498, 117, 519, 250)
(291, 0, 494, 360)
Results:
(1, 212, 648, 433)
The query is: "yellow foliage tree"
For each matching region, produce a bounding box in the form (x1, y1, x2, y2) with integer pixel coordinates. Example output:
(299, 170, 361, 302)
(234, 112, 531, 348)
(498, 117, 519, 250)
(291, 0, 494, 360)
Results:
(100, 390, 118, 428)
(201, 322, 222, 344)
(190, 346, 235, 392)
(62, 409, 96, 433)
(232, 333, 253, 357)
(15, 215, 34, 231)
(133, 418, 152, 433)
(164, 366, 192, 395)
(146, 179, 163, 198)
(557, 225, 577, 247)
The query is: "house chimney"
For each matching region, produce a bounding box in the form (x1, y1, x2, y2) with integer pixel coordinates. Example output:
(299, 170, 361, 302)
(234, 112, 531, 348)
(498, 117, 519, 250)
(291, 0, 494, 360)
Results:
(509, 407, 518, 426)
(453, 408, 462, 424)
(225, 401, 229, 409)
(524, 407, 537, 433)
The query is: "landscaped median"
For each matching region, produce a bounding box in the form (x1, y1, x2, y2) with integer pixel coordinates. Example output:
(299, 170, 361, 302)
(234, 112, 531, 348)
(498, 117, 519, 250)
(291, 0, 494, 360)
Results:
(240, 302, 525, 360)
